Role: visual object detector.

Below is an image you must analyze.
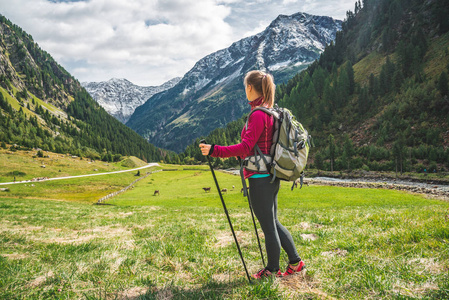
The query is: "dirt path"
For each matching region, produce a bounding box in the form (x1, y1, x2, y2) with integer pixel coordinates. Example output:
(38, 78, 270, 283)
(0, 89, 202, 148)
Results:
(0, 163, 159, 186)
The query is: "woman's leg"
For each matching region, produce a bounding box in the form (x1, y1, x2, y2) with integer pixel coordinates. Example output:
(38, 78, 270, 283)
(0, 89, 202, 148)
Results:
(248, 176, 281, 271)
(273, 190, 301, 264)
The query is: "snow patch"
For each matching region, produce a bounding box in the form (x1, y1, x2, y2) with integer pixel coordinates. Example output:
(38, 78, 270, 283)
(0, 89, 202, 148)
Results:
(268, 60, 292, 71)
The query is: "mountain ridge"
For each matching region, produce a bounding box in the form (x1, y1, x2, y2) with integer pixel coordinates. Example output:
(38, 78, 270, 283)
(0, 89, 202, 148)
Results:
(126, 12, 342, 152)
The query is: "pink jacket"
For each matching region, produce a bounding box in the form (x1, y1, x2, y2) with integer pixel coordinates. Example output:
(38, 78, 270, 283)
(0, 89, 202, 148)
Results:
(211, 97, 274, 179)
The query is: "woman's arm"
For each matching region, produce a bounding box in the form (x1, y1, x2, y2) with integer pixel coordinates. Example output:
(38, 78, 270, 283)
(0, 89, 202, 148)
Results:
(200, 111, 267, 158)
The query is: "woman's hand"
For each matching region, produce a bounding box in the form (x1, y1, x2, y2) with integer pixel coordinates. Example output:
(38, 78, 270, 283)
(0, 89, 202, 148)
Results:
(199, 143, 211, 156)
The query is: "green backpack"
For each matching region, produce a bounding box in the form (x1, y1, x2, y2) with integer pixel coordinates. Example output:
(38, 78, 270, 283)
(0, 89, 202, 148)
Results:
(240, 105, 312, 193)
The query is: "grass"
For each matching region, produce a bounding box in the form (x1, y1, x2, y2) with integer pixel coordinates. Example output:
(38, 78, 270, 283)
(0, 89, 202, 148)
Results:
(423, 31, 449, 79)
(353, 51, 388, 86)
(0, 147, 158, 203)
(1, 85, 68, 120)
(0, 147, 150, 184)
(0, 165, 160, 203)
(29, 90, 69, 117)
(2, 173, 142, 203)
(0, 87, 28, 115)
(1, 166, 448, 299)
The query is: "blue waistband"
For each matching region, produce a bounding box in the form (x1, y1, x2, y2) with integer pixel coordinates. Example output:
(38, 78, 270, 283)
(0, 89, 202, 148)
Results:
(249, 173, 270, 179)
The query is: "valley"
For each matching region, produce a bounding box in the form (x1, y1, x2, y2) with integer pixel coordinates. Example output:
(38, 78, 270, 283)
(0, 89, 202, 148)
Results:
(1, 1, 449, 298)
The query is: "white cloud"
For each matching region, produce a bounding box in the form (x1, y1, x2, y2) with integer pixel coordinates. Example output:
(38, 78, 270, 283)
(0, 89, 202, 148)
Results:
(241, 21, 269, 38)
(216, 0, 241, 4)
(0, 0, 234, 85)
(0, 0, 354, 86)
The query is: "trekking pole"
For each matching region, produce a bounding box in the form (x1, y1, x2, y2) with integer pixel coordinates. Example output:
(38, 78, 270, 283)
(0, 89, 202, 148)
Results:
(200, 140, 252, 283)
(239, 158, 265, 267)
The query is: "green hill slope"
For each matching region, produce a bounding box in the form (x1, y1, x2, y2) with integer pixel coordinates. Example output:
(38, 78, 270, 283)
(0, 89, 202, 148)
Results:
(277, 0, 449, 173)
(0, 15, 168, 163)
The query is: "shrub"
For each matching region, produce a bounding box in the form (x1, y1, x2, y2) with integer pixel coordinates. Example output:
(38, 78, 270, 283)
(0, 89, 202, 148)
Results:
(429, 162, 438, 173)
(415, 163, 426, 173)
(113, 154, 122, 162)
(6, 171, 26, 177)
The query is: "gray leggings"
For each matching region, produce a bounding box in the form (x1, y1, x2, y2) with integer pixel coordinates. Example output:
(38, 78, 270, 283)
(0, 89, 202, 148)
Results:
(248, 176, 300, 271)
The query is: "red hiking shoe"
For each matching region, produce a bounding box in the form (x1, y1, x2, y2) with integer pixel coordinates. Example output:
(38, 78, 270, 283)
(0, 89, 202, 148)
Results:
(282, 261, 305, 276)
(252, 267, 282, 279)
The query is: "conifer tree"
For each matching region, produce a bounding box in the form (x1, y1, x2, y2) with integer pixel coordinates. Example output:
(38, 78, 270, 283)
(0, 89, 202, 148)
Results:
(438, 71, 448, 97)
(345, 61, 355, 95)
(393, 134, 406, 175)
(342, 134, 355, 170)
(328, 134, 336, 172)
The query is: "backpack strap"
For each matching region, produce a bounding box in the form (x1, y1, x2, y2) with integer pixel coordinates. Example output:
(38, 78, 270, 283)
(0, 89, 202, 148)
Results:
(242, 107, 281, 185)
(254, 144, 271, 171)
(243, 152, 272, 173)
(245, 107, 279, 130)
(291, 173, 304, 191)
(293, 129, 300, 157)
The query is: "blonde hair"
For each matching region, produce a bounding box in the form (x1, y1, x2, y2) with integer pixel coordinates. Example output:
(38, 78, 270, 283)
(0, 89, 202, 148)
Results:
(244, 70, 275, 108)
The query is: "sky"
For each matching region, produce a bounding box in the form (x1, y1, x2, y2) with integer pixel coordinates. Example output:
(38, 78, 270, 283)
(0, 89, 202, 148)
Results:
(0, 0, 355, 86)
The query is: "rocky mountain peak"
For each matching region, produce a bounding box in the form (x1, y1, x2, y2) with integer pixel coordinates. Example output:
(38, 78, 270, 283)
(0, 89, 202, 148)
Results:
(82, 77, 181, 123)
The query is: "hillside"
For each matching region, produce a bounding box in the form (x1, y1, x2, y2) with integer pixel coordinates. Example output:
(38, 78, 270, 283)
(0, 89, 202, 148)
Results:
(126, 12, 342, 152)
(176, 0, 449, 174)
(290, 0, 449, 173)
(0, 15, 168, 163)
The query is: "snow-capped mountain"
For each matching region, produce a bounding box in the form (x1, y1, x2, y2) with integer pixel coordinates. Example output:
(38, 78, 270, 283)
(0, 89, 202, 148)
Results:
(82, 77, 181, 123)
(127, 12, 342, 152)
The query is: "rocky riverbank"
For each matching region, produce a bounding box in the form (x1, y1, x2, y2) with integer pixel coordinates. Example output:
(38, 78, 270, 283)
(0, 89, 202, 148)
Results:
(305, 177, 449, 201)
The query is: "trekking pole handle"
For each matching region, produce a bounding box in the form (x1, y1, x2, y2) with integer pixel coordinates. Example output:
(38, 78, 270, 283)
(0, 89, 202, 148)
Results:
(199, 139, 211, 157)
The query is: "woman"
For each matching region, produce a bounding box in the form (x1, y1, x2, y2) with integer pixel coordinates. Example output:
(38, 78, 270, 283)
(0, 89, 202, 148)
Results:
(199, 70, 305, 279)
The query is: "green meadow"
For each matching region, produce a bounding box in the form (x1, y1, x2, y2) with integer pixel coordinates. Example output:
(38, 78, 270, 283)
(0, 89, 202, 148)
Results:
(1, 165, 448, 299)
(0, 148, 149, 184)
